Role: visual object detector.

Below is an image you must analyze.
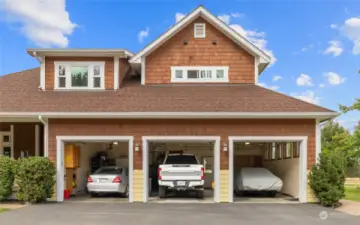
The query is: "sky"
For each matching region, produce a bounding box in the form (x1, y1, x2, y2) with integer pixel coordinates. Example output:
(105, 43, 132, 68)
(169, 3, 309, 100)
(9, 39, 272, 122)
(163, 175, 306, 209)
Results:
(0, 0, 359, 131)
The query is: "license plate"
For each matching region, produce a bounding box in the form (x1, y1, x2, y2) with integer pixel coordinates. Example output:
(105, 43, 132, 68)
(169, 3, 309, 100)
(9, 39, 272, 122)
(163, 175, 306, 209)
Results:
(177, 181, 186, 186)
(98, 178, 107, 183)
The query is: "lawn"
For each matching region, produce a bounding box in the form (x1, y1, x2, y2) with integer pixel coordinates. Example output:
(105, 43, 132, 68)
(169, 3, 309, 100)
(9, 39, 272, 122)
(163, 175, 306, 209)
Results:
(344, 184, 360, 202)
(0, 208, 9, 213)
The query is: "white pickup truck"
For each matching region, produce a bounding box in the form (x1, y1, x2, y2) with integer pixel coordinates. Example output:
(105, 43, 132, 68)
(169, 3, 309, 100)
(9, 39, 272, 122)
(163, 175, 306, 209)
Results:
(158, 153, 204, 198)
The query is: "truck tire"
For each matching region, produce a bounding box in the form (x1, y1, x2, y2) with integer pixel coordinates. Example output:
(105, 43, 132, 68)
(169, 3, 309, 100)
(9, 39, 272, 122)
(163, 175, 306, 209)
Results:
(159, 186, 167, 198)
(197, 190, 204, 199)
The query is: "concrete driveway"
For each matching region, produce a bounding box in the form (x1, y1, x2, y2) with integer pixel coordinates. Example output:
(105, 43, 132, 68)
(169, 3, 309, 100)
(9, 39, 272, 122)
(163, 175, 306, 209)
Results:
(0, 202, 358, 225)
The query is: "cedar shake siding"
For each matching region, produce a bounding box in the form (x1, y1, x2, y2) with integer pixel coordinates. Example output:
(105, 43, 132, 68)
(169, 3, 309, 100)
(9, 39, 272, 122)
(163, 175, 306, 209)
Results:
(45, 56, 114, 90)
(145, 17, 255, 84)
(48, 119, 316, 170)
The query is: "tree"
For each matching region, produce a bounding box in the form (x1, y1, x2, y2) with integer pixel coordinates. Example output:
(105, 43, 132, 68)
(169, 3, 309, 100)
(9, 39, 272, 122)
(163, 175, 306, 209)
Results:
(340, 99, 360, 113)
(321, 120, 355, 166)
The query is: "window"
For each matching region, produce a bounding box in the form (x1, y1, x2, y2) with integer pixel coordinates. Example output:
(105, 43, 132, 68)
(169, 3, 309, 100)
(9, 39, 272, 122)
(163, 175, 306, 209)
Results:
(194, 23, 206, 38)
(277, 143, 282, 159)
(285, 142, 293, 159)
(293, 142, 300, 158)
(54, 62, 105, 89)
(171, 66, 229, 83)
(271, 142, 276, 160)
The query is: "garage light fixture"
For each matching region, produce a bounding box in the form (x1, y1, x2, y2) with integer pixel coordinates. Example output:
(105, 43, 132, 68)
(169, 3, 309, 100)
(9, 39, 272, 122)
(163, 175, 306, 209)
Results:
(245, 142, 250, 145)
(222, 142, 228, 152)
(113, 141, 119, 145)
(135, 142, 140, 152)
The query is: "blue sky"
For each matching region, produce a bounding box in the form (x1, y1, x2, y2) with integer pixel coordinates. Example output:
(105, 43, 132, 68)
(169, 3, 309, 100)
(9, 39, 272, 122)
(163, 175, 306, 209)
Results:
(0, 0, 359, 130)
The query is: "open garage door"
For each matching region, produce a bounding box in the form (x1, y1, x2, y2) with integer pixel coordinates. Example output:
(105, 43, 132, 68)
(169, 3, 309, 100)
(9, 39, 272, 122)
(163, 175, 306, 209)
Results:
(142, 136, 220, 203)
(56, 136, 133, 202)
(229, 136, 308, 203)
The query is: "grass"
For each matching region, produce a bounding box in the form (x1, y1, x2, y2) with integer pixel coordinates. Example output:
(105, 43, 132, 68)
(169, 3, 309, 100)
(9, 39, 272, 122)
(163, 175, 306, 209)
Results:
(344, 184, 360, 202)
(0, 208, 9, 213)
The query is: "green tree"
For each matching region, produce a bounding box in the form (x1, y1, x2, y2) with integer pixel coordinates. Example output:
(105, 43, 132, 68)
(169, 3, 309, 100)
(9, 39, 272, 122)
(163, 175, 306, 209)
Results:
(339, 99, 360, 113)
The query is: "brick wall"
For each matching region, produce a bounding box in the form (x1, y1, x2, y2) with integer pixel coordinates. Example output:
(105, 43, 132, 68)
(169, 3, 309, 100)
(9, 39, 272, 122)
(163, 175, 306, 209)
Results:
(45, 56, 115, 90)
(48, 119, 316, 170)
(145, 17, 255, 84)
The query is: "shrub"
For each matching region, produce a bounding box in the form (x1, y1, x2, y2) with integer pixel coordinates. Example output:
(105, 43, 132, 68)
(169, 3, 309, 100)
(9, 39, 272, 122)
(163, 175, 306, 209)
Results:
(0, 156, 15, 201)
(15, 157, 56, 203)
(309, 151, 346, 207)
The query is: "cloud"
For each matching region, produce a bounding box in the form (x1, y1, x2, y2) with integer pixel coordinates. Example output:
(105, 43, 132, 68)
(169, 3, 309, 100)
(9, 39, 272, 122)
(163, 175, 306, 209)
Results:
(138, 27, 149, 43)
(272, 75, 283, 82)
(231, 12, 245, 18)
(338, 17, 360, 54)
(324, 72, 345, 85)
(323, 40, 343, 56)
(296, 74, 313, 86)
(175, 13, 185, 22)
(218, 14, 231, 24)
(301, 44, 314, 52)
(0, 0, 77, 47)
(319, 83, 325, 88)
(330, 24, 338, 29)
(258, 82, 279, 91)
(292, 90, 320, 104)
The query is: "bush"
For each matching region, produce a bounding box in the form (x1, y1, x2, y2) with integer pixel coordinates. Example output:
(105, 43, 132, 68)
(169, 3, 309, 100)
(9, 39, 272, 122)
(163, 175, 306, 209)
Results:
(15, 157, 56, 203)
(309, 151, 346, 207)
(0, 156, 15, 201)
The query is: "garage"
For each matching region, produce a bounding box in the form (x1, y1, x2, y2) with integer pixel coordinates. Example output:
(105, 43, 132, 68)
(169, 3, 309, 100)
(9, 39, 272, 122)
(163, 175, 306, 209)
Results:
(56, 136, 133, 202)
(229, 136, 308, 203)
(142, 136, 220, 203)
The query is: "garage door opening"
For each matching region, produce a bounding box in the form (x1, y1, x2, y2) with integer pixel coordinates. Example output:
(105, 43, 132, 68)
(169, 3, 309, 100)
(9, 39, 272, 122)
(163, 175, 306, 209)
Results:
(229, 137, 307, 203)
(142, 136, 220, 203)
(56, 136, 133, 202)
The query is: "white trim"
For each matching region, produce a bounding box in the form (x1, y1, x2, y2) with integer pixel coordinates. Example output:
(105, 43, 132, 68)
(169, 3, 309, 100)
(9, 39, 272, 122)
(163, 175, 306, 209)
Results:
(56, 135, 134, 202)
(27, 49, 133, 58)
(194, 23, 206, 38)
(54, 61, 105, 90)
(10, 125, 14, 158)
(35, 125, 40, 156)
(254, 56, 259, 84)
(171, 66, 229, 83)
(38, 116, 48, 157)
(228, 136, 308, 203)
(142, 136, 221, 203)
(0, 112, 339, 120)
(141, 56, 145, 85)
(40, 57, 45, 90)
(114, 56, 119, 90)
(130, 6, 271, 64)
(315, 119, 321, 163)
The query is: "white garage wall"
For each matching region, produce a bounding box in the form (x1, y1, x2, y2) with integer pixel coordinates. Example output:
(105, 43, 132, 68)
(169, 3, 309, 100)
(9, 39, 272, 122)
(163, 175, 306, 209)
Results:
(263, 158, 299, 198)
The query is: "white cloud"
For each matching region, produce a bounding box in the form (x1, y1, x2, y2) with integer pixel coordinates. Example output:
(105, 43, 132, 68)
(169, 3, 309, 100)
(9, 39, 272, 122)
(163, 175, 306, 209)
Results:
(0, 0, 77, 48)
(229, 24, 276, 65)
(324, 72, 345, 85)
(258, 82, 279, 91)
(218, 14, 231, 24)
(231, 12, 245, 18)
(175, 13, 185, 22)
(319, 83, 325, 88)
(323, 40, 343, 56)
(301, 44, 314, 52)
(339, 17, 360, 54)
(296, 74, 313, 86)
(272, 75, 283, 82)
(138, 27, 149, 43)
(292, 90, 320, 104)
(330, 24, 338, 29)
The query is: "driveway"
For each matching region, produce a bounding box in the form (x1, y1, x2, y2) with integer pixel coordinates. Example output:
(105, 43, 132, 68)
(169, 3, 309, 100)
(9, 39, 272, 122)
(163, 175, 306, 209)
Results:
(0, 202, 358, 225)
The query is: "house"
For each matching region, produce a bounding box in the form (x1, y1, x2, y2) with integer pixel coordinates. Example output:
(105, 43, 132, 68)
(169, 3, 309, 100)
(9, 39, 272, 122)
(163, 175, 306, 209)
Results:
(0, 6, 337, 203)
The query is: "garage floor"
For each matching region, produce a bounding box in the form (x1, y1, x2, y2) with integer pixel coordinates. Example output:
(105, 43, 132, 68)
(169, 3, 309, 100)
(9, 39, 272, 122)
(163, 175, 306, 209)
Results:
(66, 194, 128, 203)
(149, 189, 214, 203)
(235, 193, 299, 203)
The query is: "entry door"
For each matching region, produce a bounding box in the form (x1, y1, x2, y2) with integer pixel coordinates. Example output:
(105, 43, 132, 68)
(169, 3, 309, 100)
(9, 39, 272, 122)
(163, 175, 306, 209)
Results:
(202, 156, 213, 189)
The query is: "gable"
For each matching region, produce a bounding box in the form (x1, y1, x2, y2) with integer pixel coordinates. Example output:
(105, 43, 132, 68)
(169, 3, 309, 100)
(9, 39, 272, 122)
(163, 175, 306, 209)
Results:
(145, 17, 255, 84)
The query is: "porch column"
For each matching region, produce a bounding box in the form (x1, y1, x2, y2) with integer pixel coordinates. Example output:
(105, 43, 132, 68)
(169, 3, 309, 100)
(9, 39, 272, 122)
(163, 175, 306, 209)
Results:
(10, 125, 14, 158)
(35, 124, 40, 156)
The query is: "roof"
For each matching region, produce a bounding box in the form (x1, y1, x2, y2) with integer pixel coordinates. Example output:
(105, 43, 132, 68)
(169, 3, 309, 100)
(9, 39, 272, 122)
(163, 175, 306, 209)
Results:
(0, 68, 337, 120)
(129, 6, 271, 64)
(27, 48, 134, 58)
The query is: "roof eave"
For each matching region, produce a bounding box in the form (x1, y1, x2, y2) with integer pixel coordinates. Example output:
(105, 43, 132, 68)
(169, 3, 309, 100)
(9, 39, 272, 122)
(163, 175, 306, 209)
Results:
(27, 49, 134, 58)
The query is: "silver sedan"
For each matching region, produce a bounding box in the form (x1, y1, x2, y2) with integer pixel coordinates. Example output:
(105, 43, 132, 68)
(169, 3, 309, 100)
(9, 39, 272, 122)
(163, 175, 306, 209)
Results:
(87, 166, 129, 197)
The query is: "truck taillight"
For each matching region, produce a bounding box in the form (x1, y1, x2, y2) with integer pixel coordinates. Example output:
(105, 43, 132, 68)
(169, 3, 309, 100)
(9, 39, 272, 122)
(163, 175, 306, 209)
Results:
(158, 167, 162, 180)
(201, 167, 204, 180)
(87, 176, 93, 183)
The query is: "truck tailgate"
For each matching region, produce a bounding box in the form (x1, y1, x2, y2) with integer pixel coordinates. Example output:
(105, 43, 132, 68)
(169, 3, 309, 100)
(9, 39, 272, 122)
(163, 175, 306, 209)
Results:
(159, 165, 203, 181)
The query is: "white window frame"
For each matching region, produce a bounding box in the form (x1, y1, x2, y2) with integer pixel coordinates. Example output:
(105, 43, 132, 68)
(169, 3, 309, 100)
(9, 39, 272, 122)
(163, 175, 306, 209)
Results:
(194, 23, 206, 38)
(54, 61, 105, 90)
(171, 66, 229, 83)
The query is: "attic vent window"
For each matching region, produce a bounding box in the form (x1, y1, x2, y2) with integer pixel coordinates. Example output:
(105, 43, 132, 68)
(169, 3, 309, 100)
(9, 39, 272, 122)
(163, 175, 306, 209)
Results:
(194, 23, 206, 38)
(171, 66, 229, 83)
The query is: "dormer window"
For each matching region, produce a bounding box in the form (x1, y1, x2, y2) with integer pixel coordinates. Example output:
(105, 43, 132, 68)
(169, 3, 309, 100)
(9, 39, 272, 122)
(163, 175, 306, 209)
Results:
(171, 66, 229, 83)
(194, 23, 206, 38)
(54, 62, 105, 90)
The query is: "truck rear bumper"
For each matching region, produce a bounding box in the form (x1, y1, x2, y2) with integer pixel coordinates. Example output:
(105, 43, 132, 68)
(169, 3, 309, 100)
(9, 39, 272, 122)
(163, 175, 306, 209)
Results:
(159, 180, 204, 190)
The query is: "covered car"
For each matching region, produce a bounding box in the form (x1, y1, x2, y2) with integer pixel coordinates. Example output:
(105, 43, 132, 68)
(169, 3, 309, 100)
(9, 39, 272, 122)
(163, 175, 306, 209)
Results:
(235, 167, 283, 197)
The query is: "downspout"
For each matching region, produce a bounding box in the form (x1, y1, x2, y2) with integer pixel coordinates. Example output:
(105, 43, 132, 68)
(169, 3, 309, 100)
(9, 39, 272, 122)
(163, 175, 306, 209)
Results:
(38, 115, 48, 157)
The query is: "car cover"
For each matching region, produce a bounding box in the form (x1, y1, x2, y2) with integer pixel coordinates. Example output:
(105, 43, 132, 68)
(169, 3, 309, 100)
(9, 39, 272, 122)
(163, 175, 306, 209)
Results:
(235, 167, 283, 191)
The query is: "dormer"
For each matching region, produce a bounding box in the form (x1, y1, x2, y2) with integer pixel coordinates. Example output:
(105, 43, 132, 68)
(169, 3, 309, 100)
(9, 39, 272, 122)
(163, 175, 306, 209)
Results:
(130, 6, 272, 85)
(27, 49, 133, 90)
